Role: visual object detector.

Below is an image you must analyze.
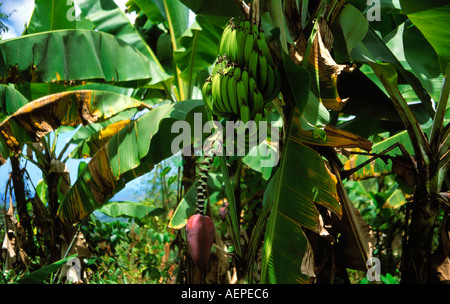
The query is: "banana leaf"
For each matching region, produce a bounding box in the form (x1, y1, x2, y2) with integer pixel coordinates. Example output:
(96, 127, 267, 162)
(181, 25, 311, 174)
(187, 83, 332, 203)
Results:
(386, 22, 444, 104)
(0, 90, 150, 164)
(173, 15, 223, 88)
(338, 3, 368, 54)
(75, 0, 171, 88)
(26, 0, 94, 33)
(127, 0, 165, 24)
(349, 26, 434, 117)
(293, 20, 349, 112)
(97, 201, 165, 219)
(400, 0, 450, 76)
(0, 29, 158, 85)
(0, 84, 29, 120)
(15, 254, 77, 284)
(58, 100, 206, 224)
(69, 109, 139, 159)
(261, 112, 342, 284)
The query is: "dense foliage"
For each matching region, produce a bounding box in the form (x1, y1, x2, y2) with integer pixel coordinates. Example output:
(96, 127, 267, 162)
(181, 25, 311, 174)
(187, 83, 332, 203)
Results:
(0, 0, 449, 284)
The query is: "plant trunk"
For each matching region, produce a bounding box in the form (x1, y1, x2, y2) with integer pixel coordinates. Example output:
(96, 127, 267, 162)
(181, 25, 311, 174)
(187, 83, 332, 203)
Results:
(46, 170, 62, 262)
(10, 155, 35, 258)
(401, 187, 440, 283)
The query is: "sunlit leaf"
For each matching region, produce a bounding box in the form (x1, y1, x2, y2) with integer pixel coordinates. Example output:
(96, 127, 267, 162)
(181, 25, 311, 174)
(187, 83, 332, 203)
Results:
(75, 0, 171, 87)
(261, 113, 342, 284)
(0, 30, 160, 85)
(97, 201, 165, 219)
(0, 90, 149, 163)
(58, 100, 206, 224)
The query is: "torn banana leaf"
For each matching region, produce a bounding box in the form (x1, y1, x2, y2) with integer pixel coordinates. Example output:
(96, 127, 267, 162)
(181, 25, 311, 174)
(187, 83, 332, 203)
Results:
(290, 18, 351, 111)
(296, 124, 373, 152)
(0, 84, 29, 120)
(0, 29, 163, 86)
(0, 90, 150, 164)
(343, 130, 413, 180)
(75, 0, 172, 88)
(261, 111, 342, 284)
(69, 108, 139, 159)
(58, 100, 206, 224)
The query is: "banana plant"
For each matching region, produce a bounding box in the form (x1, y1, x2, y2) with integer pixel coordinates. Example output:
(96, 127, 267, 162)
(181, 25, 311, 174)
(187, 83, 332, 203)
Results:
(1, 0, 448, 284)
(0, 0, 223, 272)
(337, 0, 450, 283)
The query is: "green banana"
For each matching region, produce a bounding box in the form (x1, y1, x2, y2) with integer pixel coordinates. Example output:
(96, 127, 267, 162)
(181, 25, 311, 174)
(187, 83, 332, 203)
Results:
(209, 18, 281, 125)
(243, 32, 254, 65)
(202, 80, 213, 112)
(236, 27, 248, 66)
(247, 111, 261, 142)
(227, 70, 239, 115)
(256, 32, 274, 66)
(248, 50, 259, 79)
(241, 69, 250, 96)
(211, 73, 221, 101)
(212, 97, 229, 117)
(228, 27, 238, 63)
(261, 64, 274, 100)
(247, 77, 257, 114)
(219, 25, 232, 56)
(251, 24, 259, 36)
(212, 73, 227, 112)
(258, 53, 267, 90)
(254, 112, 263, 127)
(236, 79, 247, 110)
(220, 73, 233, 113)
(265, 67, 282, 102)
(233, 66, 242, 81)
(240, 103, 250, 123)
(202, 79, 211, 98)
(252, 89, 264, 116)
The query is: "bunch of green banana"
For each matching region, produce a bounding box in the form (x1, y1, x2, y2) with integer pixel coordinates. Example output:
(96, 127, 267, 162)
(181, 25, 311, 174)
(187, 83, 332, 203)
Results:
(217, 19, 281, 103)
(203, 18, 281, 125)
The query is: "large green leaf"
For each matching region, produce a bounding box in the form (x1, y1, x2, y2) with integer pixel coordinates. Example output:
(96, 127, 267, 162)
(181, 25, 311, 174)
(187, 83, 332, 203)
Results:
(75, 0, 171, 87)
(403, 24, 444, 103)
(69, 108, 139, 159)
(58, 100, 206, 224)
(400, 0, 450, 76)
(382, 21, 444, 104)
(27, 0, 94, 33)
(0, 84, 29, 120)
(369, 63, 431, 163)
(159, 0, 190, 48)
(281, 52, 311, 116)
(349, 27, 435, 117)
(97, 201, 165, 219)
(173, 15, 223, 88)
(15, 254, 77, 284)
(261, 114, 342, 284)
(0, 90, 149, 163)
(128, 0, 165, 24)
(338, 4, 368, 53)
(0, 30, 158, 85)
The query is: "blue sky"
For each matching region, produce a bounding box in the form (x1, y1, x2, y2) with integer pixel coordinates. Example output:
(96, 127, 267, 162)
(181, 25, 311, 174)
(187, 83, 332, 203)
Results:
(0, 0, 143, 203)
